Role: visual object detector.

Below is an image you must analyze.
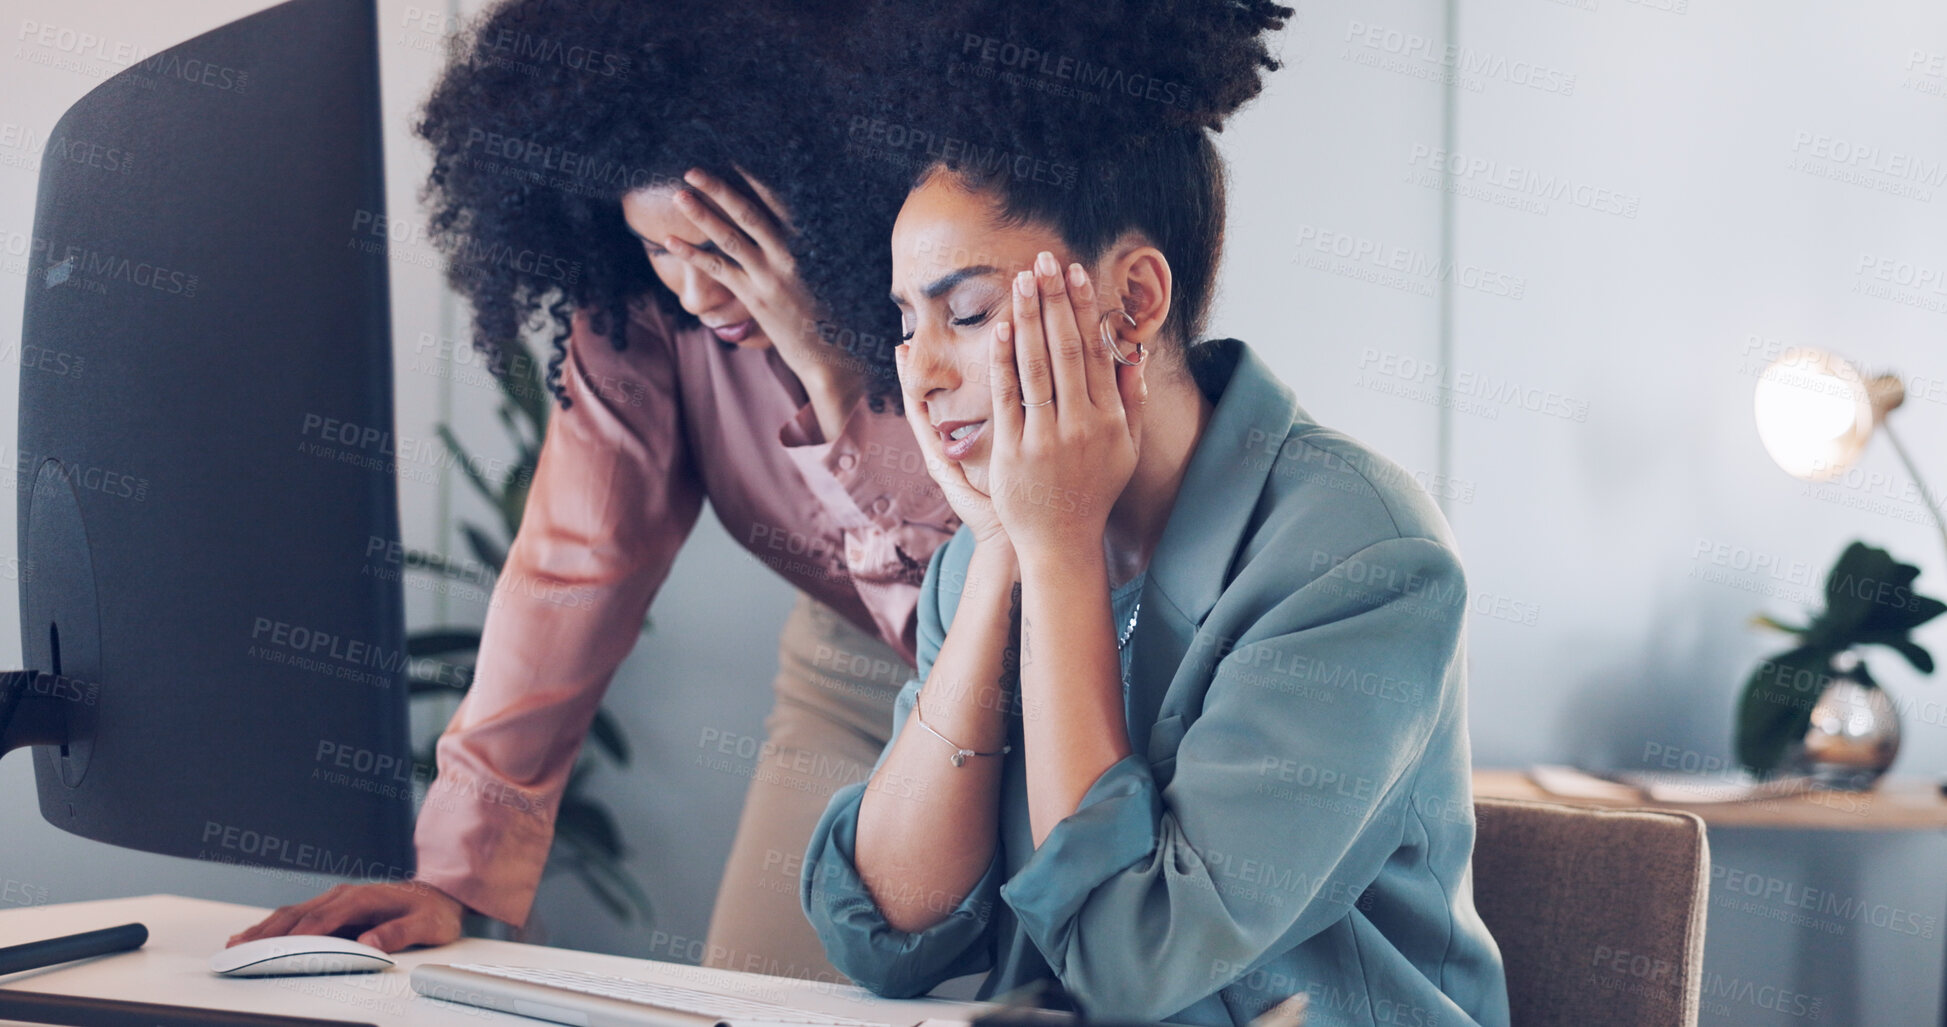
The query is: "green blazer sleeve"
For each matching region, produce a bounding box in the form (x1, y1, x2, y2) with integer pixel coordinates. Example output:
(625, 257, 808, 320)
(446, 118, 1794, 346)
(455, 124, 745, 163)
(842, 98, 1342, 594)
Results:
(800, 537, 1003, 997)
(1000, 535, 1466, 1021)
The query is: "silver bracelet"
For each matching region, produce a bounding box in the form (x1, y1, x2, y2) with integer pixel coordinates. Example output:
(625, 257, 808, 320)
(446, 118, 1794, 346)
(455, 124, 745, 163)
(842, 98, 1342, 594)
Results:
(913, 691, 1011, 767)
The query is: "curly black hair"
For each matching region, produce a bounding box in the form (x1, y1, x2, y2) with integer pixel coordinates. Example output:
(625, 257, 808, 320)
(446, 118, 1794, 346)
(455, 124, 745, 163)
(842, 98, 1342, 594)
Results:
(851, 0, 1292, 370)
(415, 0, 910, 410)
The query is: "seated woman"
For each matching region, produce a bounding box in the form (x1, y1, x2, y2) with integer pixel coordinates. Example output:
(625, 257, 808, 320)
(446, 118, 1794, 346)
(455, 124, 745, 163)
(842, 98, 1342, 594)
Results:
(800, 1, 1510, 1024)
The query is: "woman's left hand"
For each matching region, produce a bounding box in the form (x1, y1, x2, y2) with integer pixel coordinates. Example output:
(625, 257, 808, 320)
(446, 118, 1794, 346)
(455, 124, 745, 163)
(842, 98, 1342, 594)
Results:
(663, 168, 865, 431)
(986, 251, 1147, 567)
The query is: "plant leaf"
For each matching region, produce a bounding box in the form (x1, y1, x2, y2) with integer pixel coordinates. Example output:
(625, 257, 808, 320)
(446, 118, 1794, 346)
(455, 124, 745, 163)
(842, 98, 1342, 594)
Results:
(1736, 645, 1835, 774)
(498, 461, 535, 541)
(589, 710, 631, 766)
(407, 661, 472, 694)
(556, 796, 622, 860)
(564, 857, 631, 921)
(1749, 614, 1806, 636)
(1853, 632, 1936, 674)
(548, 839, 652, 924)
(407, 631, 482, 658)
(438, 423, 502, 509)
(461, 524, 508, 576)
(1793, 540, 1945, 650)
(1808, 543, 1881, 644)
(498, 342, 549, 440)
(1897, 594, 1947, 633)
(401, 548, 496, 587)
(1818, 541, 1935, 634)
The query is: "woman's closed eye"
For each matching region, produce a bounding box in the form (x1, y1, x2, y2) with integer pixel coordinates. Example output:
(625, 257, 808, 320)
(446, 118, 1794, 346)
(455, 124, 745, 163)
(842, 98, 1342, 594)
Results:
(898, 307, 993, 341)
(644, 239, 736, 267)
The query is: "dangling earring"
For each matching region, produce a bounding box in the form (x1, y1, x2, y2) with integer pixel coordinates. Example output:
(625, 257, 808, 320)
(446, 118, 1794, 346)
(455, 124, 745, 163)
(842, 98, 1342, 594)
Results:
(1099, 309, 1143, 366)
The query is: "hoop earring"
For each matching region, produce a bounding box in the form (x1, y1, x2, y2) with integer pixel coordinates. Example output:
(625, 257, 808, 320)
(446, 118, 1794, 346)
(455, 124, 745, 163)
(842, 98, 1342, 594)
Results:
(1100, 309, 1144, 366)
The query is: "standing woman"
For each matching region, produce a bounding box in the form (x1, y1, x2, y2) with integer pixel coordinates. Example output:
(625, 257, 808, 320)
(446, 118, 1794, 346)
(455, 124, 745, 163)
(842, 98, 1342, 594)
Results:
(803, 1, 1510, 1023)
(230, 0, 952, 981)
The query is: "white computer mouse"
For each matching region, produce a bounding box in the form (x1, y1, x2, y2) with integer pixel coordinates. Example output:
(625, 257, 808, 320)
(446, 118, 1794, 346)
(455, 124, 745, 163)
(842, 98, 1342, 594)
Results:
(210, 935, 395, 977)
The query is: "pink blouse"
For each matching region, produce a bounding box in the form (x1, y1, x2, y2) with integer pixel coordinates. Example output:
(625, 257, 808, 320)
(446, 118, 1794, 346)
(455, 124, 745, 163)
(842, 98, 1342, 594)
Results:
(413, 300, 955, 927)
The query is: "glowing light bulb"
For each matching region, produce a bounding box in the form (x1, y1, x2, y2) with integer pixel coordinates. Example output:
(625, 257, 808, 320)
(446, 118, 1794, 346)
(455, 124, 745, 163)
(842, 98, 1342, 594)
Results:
(1753, 349, 1874, 480)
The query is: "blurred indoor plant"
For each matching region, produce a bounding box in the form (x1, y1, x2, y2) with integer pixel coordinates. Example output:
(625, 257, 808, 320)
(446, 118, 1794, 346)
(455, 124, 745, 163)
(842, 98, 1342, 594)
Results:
(1735, 541, 1944, 786)
(405, 348, 653, 931)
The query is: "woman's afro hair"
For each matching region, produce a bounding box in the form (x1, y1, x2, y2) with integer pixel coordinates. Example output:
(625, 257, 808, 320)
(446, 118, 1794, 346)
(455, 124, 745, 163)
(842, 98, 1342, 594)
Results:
(851, 0, 1292, 357)
(415, 0, 910, 409)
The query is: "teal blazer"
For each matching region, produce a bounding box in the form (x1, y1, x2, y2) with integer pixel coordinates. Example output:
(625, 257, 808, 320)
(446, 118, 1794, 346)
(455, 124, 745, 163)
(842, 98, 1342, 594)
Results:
(801, 339, 1510, 1027)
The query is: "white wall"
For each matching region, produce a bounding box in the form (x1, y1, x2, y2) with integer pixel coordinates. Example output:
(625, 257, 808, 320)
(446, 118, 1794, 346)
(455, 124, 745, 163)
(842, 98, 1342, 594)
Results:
(4, 0, 1945, 1024)
(1440, 1, 1947, 1024)
(1227, 2, 1947, 1024)
(1212, 0, 1449, 481)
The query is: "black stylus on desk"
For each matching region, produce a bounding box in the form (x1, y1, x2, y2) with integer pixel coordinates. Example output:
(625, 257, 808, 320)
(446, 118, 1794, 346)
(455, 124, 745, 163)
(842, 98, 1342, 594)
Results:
(0, 991, 378, 1026)
(0, 923, 148, 976)
(0, 922, 376, 1027)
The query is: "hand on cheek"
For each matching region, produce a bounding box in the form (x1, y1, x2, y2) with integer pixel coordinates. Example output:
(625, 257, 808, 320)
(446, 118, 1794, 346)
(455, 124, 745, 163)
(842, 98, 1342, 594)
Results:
(986, 252, 1143, 567)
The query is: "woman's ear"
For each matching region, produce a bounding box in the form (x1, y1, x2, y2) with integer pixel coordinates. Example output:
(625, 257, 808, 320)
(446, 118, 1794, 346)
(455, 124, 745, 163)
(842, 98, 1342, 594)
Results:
(1104, 240, 1173, 348)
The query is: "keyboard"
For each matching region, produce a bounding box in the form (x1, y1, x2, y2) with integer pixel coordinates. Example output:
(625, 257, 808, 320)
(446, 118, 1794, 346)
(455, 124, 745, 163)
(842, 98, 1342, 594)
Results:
(411, 962, 900, 1027)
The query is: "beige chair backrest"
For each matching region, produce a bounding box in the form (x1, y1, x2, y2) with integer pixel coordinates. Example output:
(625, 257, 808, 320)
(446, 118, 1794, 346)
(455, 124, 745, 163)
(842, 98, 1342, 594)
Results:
(1471, 796, 1710, 1027)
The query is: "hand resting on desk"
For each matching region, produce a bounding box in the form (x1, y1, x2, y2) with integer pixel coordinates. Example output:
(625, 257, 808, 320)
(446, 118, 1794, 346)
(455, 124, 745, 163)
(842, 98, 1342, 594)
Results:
(226, 880, 465, 953)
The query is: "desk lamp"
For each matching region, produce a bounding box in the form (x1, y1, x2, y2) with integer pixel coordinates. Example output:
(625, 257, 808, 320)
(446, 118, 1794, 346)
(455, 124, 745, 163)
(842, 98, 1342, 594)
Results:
(1753, 347, 1947, 564)
(1751, 348, 1947, 789)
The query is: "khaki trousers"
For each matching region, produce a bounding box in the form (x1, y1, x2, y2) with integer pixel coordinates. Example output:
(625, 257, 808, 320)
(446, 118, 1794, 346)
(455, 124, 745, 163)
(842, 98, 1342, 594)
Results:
(701, 593, 906, 981)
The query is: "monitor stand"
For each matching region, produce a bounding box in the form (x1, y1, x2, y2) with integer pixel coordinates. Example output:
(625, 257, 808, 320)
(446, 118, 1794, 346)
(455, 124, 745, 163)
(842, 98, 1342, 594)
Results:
(0, 670, 68, 755)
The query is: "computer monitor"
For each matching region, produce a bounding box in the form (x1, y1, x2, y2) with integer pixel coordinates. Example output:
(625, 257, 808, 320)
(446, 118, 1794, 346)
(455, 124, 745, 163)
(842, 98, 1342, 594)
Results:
(1, 0, 414, 881)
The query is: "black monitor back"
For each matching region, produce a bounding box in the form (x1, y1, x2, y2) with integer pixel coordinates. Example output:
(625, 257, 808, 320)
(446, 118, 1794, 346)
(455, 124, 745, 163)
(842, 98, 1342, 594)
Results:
(15, 0, 414, 876)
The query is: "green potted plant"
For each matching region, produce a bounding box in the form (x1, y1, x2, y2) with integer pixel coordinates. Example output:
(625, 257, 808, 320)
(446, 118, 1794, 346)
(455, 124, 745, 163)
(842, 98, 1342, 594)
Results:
(404, 347, 653, 931)
(1735, 540, 1944, 786)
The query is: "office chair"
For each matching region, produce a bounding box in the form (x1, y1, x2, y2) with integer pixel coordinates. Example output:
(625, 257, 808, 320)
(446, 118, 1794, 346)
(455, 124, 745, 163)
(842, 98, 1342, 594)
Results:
(1471, 797, 1711, 1027)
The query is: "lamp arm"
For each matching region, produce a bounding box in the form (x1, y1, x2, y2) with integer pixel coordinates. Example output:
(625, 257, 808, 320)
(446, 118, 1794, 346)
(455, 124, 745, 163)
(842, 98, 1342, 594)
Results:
(1880, 419, 1947, 571)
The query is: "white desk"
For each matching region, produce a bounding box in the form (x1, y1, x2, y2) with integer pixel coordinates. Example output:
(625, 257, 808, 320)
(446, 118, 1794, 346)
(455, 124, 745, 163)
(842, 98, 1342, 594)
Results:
(0, 894, 979, 1026)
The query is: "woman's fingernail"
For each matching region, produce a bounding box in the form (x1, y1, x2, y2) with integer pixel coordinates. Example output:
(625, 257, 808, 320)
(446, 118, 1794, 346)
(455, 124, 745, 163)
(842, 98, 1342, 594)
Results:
(1016, 271, 1034, 296)
(997, 320, 1012, 341)
(1036, 251, 1058, 278)
(1068, 263, 1086, 289)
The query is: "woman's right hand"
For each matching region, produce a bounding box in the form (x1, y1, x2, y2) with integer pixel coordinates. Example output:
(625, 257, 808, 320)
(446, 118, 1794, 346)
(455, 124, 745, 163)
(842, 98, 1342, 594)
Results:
(895, 341, 1009, 556)
(226, 881, 466, 953)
